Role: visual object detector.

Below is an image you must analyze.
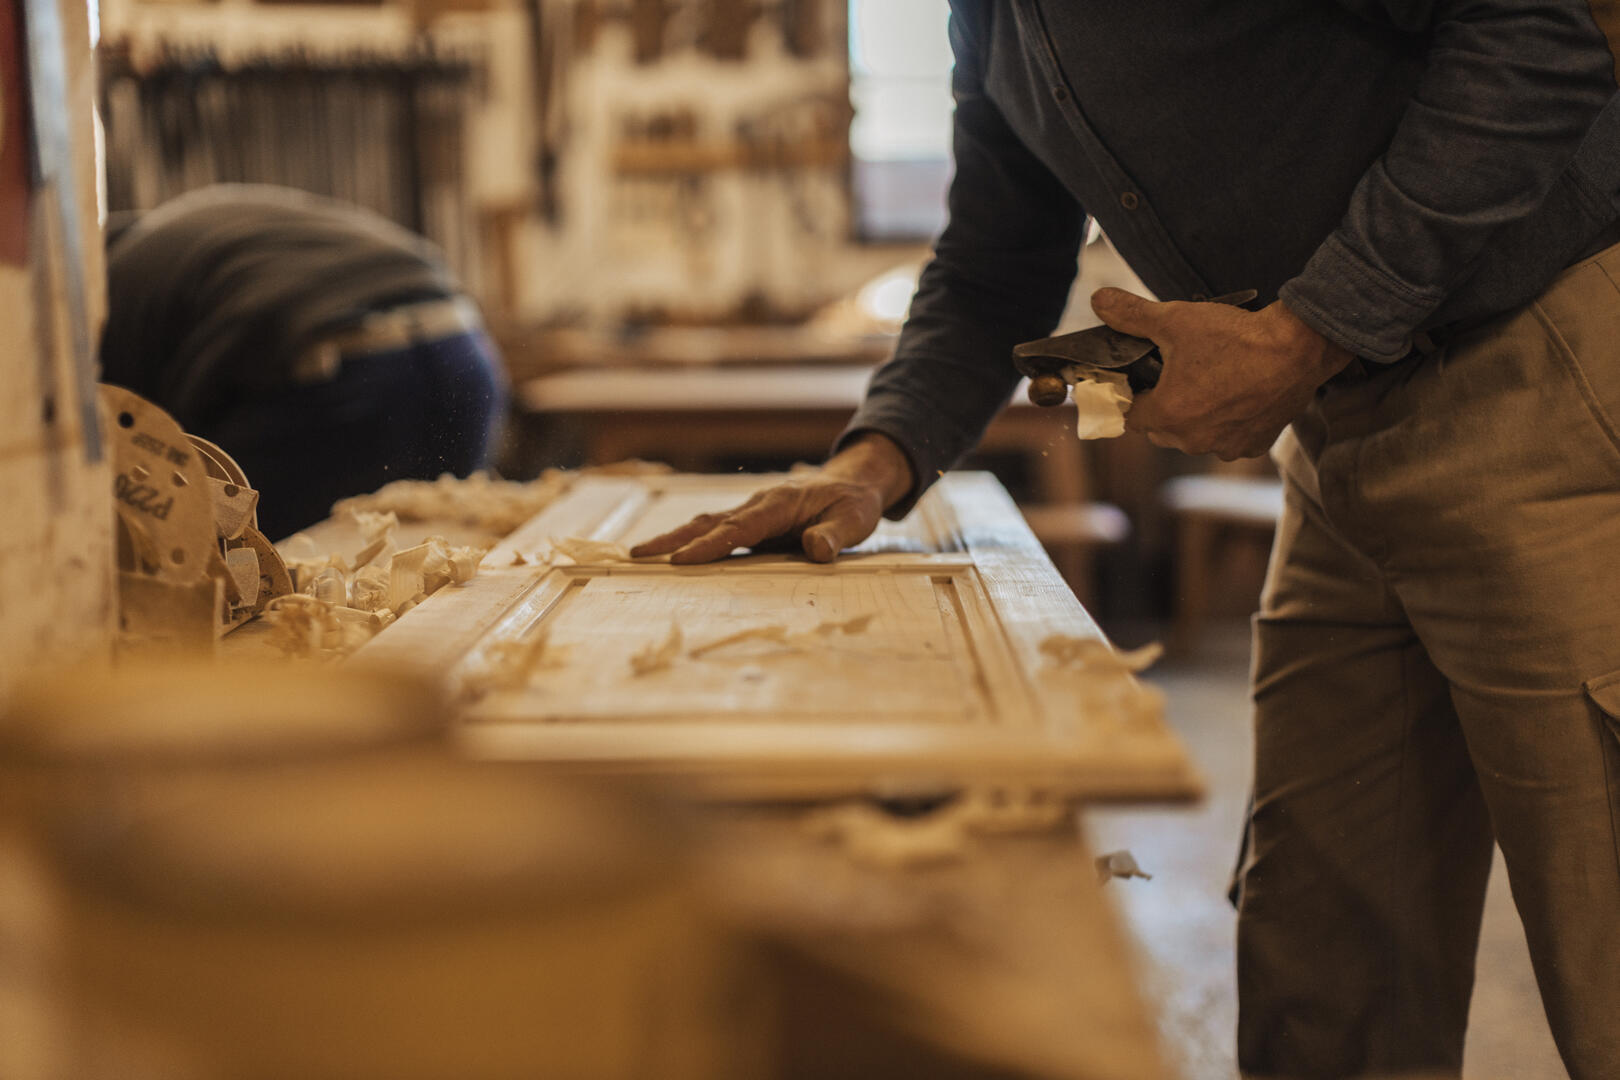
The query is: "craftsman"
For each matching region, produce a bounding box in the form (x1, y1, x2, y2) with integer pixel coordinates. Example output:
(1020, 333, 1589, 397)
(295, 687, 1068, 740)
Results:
(634, 3, 1620, 1077)
(100, 184, 506, 539)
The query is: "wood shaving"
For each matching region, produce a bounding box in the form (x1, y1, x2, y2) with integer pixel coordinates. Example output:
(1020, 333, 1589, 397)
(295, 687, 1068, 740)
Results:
(349, 510, 399, 543)
(330, 464, 668, 536)
(810, 614, 874, 637)
(688, 614, 877, 660)
(375, 536, 488, 610)
(465, 629, 568, 696)
(333, 605, 394, 632)
(801, 785, 1071, 870)
(307, 566, 346, 606)
(261, 595, 382, 660)
(420, 536, 486, 593)
(265, 533, 486, 656)
(352, 533, 395, 572)
(688, 625, 791, 658)
(802, 803, 970, 869)
(549, 535, 634, 564)
(349, 566, 390, 613)
(1039, 635, 1163, 673)
(1066, 369, 1133, 440)
(278, 533, 349, 593)
(447, 547, 483, 583)
(333, 470, 574, 534)
(506, 546, 565, 570)
(1095, 850, 1153, 885)
(389, 543, 433, 610)
(630, 619, 684, 676)
(344, 508, 399, 573)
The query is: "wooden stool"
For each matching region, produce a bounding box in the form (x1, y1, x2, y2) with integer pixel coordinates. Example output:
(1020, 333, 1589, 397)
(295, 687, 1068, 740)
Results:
(1020, 501, 1131, 605)
(1163, 472, 1283, 655)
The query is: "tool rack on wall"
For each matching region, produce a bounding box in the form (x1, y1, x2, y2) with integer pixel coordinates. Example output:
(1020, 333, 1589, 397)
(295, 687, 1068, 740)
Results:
(99, 44, 483, 282)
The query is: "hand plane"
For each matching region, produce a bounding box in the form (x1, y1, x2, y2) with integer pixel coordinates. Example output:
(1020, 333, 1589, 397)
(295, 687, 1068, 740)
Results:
(1013, 289, 1258, 407)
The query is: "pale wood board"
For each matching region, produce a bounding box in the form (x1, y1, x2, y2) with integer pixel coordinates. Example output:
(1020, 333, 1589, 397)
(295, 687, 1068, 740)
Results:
(353, 473, 1202, 802)
(702, 818, 1170, 1080)
(0, 0, 115, 710)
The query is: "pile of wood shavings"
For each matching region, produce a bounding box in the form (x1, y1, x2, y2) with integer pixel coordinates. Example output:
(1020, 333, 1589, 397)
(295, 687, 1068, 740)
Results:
(331, 462, 673, 535)
(266, 516, 487, 659)
(260, 595, 389, 661)
(332, 472, 572, 535)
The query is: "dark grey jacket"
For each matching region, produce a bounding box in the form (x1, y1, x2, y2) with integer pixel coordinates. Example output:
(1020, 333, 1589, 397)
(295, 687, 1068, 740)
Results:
(101, 185, 458, 428)
(845, 0, 1620, 514)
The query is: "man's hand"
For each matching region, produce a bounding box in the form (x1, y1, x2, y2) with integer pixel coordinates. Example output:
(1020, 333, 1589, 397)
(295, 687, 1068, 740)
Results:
(629, 433, 915, 565)
(1090, 288, 1354, 460)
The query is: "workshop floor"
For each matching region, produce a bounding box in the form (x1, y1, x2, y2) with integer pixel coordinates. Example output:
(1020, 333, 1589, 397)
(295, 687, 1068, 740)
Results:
(1087, 620, 1566, 1080)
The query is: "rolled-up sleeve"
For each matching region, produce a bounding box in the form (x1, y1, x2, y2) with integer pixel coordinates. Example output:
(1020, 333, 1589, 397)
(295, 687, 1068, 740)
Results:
(1282, 0, 1617, 361)
(836, 3, 1085, 518)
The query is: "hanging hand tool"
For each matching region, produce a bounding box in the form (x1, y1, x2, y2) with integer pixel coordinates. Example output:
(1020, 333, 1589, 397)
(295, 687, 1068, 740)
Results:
(22, 0, 102, 461)
(1013, 289, 1258, 407)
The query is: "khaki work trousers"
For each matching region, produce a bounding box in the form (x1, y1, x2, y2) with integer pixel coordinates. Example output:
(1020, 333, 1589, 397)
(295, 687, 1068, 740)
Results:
(1236, 242, 1620, 1079)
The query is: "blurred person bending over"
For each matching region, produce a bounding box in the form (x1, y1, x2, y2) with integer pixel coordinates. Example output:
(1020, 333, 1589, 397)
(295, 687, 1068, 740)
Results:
(101, 184, 506, 539)
(635, 3, 1620, 1078)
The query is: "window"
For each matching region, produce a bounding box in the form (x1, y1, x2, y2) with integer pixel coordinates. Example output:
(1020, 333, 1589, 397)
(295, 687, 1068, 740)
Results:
(848, 0, 954, 241)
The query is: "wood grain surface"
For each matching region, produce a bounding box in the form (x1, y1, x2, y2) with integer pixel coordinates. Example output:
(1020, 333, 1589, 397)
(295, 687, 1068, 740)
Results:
(354, 473, 1201, 802)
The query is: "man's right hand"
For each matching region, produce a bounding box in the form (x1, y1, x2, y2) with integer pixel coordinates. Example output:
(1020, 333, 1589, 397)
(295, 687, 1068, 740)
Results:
(628, 433, 916, 565)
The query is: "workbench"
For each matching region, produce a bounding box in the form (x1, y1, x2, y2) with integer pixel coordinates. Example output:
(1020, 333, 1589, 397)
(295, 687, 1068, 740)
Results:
(234, 469, 1202, 1079)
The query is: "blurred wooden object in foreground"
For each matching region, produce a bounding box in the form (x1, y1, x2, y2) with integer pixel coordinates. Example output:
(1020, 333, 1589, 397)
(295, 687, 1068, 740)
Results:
(0, 0, 114, 708)
(0, 653, 1173, 1080)
(0, 469, 1198, 1079)
(0, 661, 751, 1080)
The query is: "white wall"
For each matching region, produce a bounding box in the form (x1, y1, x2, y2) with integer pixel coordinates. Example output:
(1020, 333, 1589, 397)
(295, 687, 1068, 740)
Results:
(99, 0, 920, 325)
(515, 16, 905, 324)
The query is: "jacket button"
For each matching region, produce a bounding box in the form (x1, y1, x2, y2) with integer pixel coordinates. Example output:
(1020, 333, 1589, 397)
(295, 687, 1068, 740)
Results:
(1120, 192, 1140, 210)
(1051, 85, 1069, 102)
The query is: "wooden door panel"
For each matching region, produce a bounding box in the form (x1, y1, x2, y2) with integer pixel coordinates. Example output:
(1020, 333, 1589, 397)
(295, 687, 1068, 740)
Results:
(463, 567, 998, 725)
(356, 473, 1200, 802)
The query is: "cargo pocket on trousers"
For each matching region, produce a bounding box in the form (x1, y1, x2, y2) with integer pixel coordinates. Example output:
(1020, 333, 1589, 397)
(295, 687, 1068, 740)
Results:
(1582, 669, 1620, 867)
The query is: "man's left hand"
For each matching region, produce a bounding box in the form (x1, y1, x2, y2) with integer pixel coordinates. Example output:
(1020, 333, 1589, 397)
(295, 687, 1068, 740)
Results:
(1090, 288, 1354, 460)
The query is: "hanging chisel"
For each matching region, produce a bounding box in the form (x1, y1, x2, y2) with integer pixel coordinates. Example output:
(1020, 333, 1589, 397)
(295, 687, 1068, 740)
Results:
(22, 0, 103, 461)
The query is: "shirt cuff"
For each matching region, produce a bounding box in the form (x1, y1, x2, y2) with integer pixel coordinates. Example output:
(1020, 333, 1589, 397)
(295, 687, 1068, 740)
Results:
(831, 410, 944, 521)
(1278, 232, 1447, 363)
